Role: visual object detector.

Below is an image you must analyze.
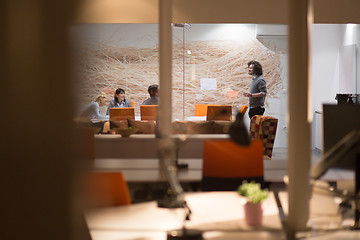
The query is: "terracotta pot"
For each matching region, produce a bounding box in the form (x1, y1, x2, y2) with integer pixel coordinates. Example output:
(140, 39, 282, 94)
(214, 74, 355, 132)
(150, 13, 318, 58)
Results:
(243, 202, 263, 226)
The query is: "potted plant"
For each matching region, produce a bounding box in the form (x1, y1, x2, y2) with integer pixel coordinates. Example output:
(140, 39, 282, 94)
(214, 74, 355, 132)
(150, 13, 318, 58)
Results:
(238, 180, 269, 226)
(115, 127, 137, 137)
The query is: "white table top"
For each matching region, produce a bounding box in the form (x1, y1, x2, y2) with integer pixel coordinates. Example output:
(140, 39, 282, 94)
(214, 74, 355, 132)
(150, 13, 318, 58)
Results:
(85, 191, 285, 240)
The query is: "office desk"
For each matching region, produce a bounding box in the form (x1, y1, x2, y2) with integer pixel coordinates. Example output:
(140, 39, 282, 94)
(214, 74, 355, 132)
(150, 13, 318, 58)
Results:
(94, 134, 288, 183)
(85, 191, 286, 240)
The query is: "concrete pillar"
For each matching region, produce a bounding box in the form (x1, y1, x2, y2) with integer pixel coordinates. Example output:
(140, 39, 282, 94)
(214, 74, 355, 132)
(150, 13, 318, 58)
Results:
(287, 0, 313, 238)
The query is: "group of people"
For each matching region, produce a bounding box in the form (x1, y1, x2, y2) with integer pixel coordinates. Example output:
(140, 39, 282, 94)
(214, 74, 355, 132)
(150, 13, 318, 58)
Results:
(79, 84, 159, 121)
(80, 60, 268, 121)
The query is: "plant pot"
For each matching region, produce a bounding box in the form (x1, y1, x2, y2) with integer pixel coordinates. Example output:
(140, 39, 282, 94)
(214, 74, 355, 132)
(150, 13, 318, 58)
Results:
(115, 128, 137, 137)
(243, 202, 263, 226)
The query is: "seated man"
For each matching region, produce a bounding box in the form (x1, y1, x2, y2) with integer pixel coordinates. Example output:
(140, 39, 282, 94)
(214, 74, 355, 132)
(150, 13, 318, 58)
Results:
(141, 84, 159, 105)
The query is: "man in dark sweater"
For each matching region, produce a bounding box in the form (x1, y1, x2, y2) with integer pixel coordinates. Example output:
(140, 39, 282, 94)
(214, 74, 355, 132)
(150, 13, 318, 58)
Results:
(243, 60, 267, 119)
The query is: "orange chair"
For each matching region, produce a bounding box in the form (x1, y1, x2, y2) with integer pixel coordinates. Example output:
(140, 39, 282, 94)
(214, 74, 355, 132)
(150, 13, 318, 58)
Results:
(82, 172, 131, 209)
(239, 105, 248, 116)
(140, 105, 158, 121)
(195, 104, 215, 116)
(102, 121, 110, 133)
(206, 105, 232, 121)
(202, 139, 264, 191)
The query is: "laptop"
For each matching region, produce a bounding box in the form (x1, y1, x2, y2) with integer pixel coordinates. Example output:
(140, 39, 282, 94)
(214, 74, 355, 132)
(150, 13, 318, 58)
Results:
(140, 105, 158, 121)
(206, 105, 232, 121)
(109, 107, 135, 128)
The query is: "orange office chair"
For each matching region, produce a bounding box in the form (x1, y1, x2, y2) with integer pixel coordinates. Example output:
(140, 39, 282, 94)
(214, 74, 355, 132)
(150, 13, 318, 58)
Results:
(140, 105, 158, 121)
(195, 104, 215, 116)
(239, 105, 248, 116)
(202, 139, 264, 191)
(82, 172, 131, 209)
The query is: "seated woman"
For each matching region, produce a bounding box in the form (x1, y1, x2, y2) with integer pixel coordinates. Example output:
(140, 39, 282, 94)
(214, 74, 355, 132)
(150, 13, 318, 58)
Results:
(106, 88, 132, 115)
(79, 93, 109, 121)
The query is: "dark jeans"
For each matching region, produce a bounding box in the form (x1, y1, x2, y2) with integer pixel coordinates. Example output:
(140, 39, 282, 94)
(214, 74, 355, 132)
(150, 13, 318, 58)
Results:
(248, 106, 265, 119)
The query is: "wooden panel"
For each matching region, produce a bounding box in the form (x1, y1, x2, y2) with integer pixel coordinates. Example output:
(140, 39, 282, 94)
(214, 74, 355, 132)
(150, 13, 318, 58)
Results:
(173, 0, 288, 24)
(76, 0, 159, 23)
(76, 0, 360, 24)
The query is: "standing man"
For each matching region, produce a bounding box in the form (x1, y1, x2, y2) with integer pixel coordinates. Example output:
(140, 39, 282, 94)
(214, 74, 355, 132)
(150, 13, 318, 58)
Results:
(142, 84, 159, 105)
(243, 60, 267, 119)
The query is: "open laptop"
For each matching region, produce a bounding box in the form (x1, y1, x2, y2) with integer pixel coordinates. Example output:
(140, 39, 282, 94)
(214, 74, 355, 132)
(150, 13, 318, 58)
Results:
(206, 105, 232, 121)
(140, 105, 158, 121)
(109, 107, 135, 128)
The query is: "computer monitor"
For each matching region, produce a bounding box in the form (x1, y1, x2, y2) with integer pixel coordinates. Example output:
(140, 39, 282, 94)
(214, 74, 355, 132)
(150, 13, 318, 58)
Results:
(311, 104, 360, 179)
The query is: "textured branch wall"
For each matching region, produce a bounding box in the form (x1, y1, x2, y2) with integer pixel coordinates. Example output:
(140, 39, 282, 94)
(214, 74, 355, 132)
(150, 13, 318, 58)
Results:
(75, 37, 282, 120)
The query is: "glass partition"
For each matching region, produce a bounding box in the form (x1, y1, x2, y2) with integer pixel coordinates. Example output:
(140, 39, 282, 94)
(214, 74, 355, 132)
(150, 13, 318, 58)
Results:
(69, 23, 289, 148)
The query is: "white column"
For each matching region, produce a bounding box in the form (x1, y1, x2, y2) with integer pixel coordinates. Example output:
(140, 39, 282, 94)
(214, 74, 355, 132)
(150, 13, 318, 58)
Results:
(159, 0, 173, 138)
(287, 0, 313, 239)
(158, 0, 184, 199)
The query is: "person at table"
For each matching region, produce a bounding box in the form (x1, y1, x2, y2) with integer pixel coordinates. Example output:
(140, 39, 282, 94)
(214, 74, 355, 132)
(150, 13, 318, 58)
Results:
(141, 84, 159, 105)
(79, 93, 109, 121)
(106, 88, 132, 115)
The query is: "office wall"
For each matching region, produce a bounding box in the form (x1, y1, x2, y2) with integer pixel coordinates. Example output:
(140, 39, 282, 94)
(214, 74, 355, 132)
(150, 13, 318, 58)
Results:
(312, 24, 359, 111)
(357, 25, 360, 96)
(72, 23, 285, 124)
(311, 24, 360, 150)
(312, 24, 341, 112)
(0, 1, 84, 239)
(75, 0, 360, 24)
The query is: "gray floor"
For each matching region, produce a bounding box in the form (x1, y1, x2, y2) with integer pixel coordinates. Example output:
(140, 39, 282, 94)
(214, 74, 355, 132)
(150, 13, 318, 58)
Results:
(267, 147, 355, 191)
(271, 147, 354, 180)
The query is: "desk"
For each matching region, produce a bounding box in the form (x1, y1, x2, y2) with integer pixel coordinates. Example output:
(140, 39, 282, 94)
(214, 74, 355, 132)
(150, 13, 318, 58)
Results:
(94, 134, 288, 183)
(85, 191, 286, 240)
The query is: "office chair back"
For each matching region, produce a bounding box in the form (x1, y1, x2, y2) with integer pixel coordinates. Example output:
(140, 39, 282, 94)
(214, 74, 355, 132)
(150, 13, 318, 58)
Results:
(82, 172, 131, 209)
(195, 104, 216, 116)
(202, 139, 264, 191)
(240, 105, 248, 115)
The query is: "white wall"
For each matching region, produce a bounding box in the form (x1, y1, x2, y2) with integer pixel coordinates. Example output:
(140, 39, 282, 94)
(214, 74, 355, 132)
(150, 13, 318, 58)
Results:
(355, 25, 360, 101)
(312, 24, 341, 112)
(311, 24, 360, 150)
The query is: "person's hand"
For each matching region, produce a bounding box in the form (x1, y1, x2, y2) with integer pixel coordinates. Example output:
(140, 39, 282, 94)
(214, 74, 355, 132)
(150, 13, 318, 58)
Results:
(243, 92, 251, 97)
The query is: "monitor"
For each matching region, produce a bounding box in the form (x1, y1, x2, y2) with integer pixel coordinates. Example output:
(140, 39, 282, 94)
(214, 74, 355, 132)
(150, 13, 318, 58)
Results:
(311, 104, 360, 179)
